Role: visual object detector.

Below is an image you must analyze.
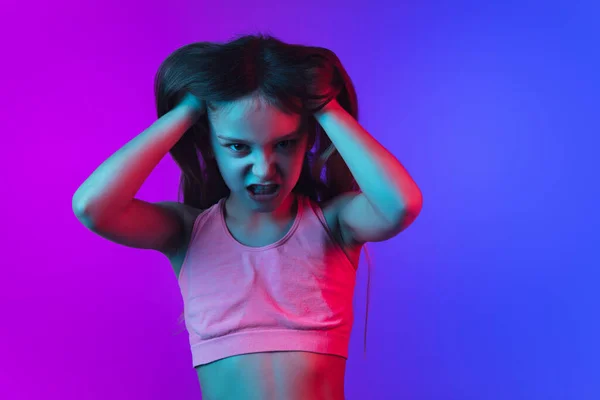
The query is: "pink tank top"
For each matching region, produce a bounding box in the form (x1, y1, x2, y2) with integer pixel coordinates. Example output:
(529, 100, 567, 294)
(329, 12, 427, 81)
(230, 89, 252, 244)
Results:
(177, 194, 358, 366)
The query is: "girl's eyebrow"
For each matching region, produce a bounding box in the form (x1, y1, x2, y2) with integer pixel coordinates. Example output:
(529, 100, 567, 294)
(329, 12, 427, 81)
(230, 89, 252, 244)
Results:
(216, 128, 302, 144)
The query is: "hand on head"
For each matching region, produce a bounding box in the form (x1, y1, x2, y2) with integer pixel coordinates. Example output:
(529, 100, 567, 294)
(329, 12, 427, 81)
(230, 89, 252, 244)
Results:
(178, 92, 206, 119)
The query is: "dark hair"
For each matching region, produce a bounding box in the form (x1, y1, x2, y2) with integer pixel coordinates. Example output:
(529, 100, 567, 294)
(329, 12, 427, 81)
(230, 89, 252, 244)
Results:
(156, 33, 372, 357)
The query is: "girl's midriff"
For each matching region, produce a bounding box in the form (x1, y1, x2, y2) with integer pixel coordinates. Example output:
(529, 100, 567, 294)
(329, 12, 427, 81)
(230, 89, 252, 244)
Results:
(196, 351, 347, 400)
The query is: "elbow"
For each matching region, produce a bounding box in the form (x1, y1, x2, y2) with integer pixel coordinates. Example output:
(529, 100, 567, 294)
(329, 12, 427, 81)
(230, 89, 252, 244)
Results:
(72, 196, 93, 228)
(409, 189, 423, 217)
(394, 191, 423, 232)
(72, 193, 87, 218)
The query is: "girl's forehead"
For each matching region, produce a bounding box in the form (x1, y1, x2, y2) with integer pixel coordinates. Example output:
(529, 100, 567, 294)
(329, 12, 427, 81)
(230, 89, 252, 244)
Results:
(209, 96, 300, 133)
(211, 94, 283, 118)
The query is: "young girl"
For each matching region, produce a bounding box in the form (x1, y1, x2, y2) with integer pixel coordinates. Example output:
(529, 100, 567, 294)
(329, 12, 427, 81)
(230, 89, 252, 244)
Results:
(72, 34, 422, 400)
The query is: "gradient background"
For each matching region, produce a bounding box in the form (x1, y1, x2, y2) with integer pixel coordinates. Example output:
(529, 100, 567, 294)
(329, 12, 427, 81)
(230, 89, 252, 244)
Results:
(1, 1, 598, 399)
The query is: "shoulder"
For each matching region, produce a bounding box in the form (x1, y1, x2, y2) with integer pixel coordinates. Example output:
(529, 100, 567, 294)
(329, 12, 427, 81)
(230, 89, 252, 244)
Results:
(319, 191, 361, 213)
(155, 201, 204, 223)
(155, 201, 204, 255)
(315, 191, 363, 260)
(318, 191, 361, 230)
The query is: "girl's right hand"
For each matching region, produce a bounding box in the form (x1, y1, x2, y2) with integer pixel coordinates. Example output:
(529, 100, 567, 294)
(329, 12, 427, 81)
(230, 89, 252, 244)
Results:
(178, 92, 206, 120)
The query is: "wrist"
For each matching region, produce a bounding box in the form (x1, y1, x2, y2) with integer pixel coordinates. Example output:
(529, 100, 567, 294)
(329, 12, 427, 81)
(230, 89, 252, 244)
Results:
(314, 98, 343, 119)
(177, 93, 205, 119)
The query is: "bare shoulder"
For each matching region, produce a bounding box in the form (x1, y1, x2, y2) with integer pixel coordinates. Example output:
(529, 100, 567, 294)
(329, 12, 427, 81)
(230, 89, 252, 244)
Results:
(155, 201, 203, 237)
(317, 192, 363, 265)
(156, 201, 203, 220)
(156, 201, 203, 267)
(319, 191, 361, 237)
(319, 191, 361, 212)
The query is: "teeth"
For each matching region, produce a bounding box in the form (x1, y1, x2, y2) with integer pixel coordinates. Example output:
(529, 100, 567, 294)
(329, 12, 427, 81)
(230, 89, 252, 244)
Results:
(250, 184, 278, 194)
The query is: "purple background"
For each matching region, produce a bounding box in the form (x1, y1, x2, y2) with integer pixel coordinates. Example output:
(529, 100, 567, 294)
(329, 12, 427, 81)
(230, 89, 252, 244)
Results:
(2, 1, 598, 399)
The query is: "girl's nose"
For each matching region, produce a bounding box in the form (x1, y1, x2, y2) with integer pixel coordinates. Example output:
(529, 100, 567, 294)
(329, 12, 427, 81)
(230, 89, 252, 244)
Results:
(252, 152, 277, 180)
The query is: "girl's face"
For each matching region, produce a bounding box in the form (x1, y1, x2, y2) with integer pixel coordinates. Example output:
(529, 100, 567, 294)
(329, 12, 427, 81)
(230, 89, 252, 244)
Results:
(207, 95, 310, 214)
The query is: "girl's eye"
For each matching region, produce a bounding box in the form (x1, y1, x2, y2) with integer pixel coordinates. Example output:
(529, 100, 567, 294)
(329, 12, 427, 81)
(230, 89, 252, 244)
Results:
(277, 140, 296, 149)
(228, 143, 248, 152)
(227, 140, 296, 153)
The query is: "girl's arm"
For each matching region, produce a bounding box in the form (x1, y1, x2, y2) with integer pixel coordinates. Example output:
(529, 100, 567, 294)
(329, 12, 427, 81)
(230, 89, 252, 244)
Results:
(73, 94, 202, 223)
(72, 94, 204, 256)
(314, 99, 423, 244)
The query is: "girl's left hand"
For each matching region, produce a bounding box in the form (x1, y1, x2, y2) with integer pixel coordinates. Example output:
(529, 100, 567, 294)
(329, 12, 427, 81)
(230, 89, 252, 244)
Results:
(315, 97, 342, 117)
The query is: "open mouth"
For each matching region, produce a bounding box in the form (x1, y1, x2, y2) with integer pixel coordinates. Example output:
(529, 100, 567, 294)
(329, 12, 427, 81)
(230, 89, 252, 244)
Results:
(247, 184, 281, 200)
